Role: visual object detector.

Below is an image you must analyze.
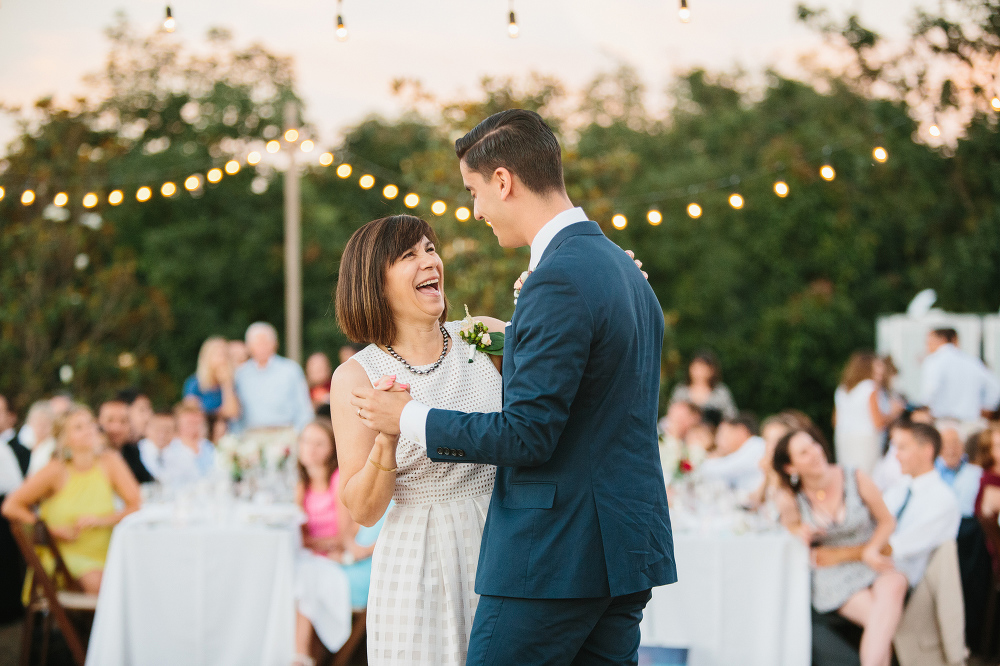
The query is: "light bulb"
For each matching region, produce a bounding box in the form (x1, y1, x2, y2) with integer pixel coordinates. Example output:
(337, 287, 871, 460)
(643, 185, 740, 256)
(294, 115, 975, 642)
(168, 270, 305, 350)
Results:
(872, 147, 888, 163)
(0, 186, 4, 201)
(266, 140, 280, 153)
(612, 214, 627, 229)
(336, 164, 352, 178)
(508, 11, 519, 38)
(992, 97, 1000, 111)
(455, 207, 471, 221)
(431, 201, 447, 216)
(686, 203, 702, 219)
(247, 151, 262, 165)
(728, 194, 744, 209)
(819, 165, 835, 181)
(773, 181, 789, 197)
(336, 15, 348, 41)
(678, 0, 691, 23)
(929, 124, 941, 137)
(161, 182, 177, 197)
(225, 160, 240, 175)
(184, 175, 201, 191)
(404, 193, 420, 208)
(21, 190, 35, 205)
(383, 184, 399, 199)
(54, 192, 69, 207)
(319, 152, 334, 166)
(359, 174, 375, 189)
(647, 210, 662, 225)
(82, 193, 99, 208)
(163, 6, 175, 32)
(284, 129, 298, 143)
(108, 190, 124, 205)
(136, 186, 152, 202)
(300, 140, 314, 152)
(207, 168, 223, 183)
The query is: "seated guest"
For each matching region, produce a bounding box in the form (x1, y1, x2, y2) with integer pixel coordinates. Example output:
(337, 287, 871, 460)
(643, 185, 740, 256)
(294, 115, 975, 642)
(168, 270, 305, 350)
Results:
(975, 424, 1000, 519)
(773, 429, 907, 666)
(698, 412, 765, 494)
(294, 420, 378, 663)
(233, 323, 313, 434)
(658, 401, 703, 480)
(120, 390, 154, 445)
(23, 400, 57, 477)
(98, 399, 154, 483)
(882, 422, 961, 588)
(935, 420, 983, 518)
(1, 404, 140, 594)
(669, 351, 738, 420)
(748, 410, 821, 511)
(183, 336, 241, 421)
(158, 402, 215, 485)
(306, 352, 334, 412)
(138, 411, 177, 481)
(872, 416, 915, 492)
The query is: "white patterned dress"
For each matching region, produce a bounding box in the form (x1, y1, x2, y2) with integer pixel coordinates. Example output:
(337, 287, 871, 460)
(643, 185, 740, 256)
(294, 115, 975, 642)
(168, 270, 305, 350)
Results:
(353, 320, 501, 666)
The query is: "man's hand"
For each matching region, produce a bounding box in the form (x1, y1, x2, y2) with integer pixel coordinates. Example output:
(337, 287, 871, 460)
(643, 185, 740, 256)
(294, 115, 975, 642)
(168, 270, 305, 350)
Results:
(351, 376, 412, 436)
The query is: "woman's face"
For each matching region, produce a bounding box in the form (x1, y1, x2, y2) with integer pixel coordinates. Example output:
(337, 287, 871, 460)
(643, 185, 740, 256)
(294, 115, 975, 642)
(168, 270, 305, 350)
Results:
(299, 424, 334, 470)
(384, 236, 445, 325)
(872, 359, 886, 384)
(207, 339, 229, 370)
(785, 431, 828, 477)
(689, 360, 713, 385)
(762, 422, 791, 456)
(64, 411, 99, 455)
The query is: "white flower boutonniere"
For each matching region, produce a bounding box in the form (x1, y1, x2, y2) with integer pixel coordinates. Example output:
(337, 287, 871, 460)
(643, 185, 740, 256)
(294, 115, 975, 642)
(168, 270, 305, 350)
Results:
(513, 270, 531, 306)
(459, 305, 505, 363)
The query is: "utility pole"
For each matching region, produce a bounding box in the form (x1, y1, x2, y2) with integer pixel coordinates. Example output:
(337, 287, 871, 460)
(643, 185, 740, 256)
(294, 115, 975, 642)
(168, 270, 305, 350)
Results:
(283, 101, 302, 365)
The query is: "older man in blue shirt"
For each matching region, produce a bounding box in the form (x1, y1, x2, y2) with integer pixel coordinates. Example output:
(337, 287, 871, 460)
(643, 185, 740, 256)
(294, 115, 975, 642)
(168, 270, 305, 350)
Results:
(232, 322, 314, 434)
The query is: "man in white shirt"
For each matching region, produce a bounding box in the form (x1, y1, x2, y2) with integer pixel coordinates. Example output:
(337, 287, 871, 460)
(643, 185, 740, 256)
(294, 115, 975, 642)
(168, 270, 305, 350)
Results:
(882, 422, 961, 587)
(697, 413, 765, 494)
(158, 402, 215, 486)
(920, 328, 1000, 422)
(138, 411, 177, 481)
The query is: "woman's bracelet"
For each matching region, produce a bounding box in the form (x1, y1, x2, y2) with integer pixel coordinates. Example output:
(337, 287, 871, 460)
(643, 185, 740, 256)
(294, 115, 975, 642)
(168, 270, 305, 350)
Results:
(368, 458, 397, 473)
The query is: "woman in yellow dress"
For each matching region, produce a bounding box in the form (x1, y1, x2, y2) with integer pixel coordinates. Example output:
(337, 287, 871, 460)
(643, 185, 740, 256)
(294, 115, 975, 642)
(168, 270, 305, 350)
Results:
(1, 404, 140, 594)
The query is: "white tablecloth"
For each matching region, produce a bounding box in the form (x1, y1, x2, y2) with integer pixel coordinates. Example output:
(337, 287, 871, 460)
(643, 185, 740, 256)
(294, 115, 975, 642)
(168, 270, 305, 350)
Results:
(640, 531, 811, 666)
(86, 503, 301, 666)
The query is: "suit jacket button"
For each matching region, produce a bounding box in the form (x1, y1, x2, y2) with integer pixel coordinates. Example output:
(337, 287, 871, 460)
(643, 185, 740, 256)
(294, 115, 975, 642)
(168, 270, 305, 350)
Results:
(458, 450, 465, 457)
(448, 448, 456, 456)
(436, 447, 444, 455)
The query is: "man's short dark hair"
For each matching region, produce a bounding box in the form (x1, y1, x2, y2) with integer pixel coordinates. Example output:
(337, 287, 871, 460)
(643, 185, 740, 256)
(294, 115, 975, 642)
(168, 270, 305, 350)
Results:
(455, 109, 565, 195)
(932, 328, 958, 344)
(899, 421, 942, 458)
(723, 411, 760, 437)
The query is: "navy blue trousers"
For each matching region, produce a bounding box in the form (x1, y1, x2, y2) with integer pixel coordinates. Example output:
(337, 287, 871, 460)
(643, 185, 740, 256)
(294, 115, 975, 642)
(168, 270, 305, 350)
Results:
(466, 589, 652, 666)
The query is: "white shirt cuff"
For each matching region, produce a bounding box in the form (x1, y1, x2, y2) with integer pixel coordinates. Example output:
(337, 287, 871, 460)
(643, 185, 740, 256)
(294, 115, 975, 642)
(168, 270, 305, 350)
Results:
(400, 400, 431, 446)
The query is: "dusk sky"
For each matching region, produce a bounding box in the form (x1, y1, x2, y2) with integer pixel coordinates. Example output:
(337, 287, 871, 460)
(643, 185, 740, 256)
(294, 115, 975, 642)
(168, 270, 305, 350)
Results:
(0, 0, 928, 150)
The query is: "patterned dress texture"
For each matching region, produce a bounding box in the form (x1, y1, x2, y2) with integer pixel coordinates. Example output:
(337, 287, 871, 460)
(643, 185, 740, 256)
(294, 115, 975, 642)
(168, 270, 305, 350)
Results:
(352, 320, 501, 666)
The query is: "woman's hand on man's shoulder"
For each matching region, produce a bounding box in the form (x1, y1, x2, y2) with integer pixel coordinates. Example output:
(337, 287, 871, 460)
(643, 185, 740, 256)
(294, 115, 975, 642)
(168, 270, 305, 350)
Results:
(474, 316, 507, 333)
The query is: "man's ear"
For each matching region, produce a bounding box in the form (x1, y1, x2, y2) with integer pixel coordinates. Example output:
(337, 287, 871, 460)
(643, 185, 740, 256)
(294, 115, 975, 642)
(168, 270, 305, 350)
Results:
(494, 167, 513, 201)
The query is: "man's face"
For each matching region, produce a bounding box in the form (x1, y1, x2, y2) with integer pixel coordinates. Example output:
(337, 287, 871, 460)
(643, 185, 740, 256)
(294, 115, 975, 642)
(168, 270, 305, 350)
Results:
(98, 402, 132, 447)
(938, 427, 964, 468)
(0, 396, 11, 431)
(147, 415, 175, 449)
(247, 331, 277, 364)
(666, 402, 699, 438)
(460, 161, 522, 248)
(715, 423, 749, 457)
(894, 430, 933, 477)
(177, 411, 204, 441)
(926, 331, 946, 354)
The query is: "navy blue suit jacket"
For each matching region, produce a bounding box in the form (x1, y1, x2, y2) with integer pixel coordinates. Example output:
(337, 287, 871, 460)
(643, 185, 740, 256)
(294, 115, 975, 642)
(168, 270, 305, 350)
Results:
(426, 221, 676, 599)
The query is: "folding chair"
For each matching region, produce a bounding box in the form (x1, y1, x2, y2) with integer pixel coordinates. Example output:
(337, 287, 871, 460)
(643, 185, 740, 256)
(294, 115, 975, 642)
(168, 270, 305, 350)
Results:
(978, 513, 1000, 660)
(9, 519, 98, 666)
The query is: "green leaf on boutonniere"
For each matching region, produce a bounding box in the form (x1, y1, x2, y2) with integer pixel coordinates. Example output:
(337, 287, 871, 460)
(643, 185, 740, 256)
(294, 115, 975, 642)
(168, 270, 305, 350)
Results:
(480, 331, 504, 356)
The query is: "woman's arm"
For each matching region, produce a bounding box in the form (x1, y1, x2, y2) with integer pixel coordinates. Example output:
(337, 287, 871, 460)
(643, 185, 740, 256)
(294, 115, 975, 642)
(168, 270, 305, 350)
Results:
(0, 462, 60, 524)
(475, 315, 507, 374)
(215, 364, 241, 421)
(868, 390, 902, 431)
(855, 469, 897, 572)
(332, 360, 398, 527)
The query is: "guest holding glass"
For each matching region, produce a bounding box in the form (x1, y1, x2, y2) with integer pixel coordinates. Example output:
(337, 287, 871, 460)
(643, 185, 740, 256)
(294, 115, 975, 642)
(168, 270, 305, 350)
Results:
(183, 336, 241, 421)
(834, 352, 904, 475)
(1, 404, 140, 594)
(669, 351, 737, 422)
(773, 429, 907, 666)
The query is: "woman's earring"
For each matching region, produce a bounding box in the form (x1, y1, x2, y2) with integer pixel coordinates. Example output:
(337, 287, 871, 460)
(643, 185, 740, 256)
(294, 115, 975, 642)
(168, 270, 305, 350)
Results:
(790, 472, 800, 486)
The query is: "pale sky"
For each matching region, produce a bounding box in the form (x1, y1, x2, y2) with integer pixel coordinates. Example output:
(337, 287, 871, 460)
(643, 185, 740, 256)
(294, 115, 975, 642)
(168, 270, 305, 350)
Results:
(0, 0, 927, 151)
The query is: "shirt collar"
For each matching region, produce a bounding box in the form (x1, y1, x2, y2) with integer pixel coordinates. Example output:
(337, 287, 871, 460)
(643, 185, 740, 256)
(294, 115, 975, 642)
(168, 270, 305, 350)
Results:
(528, 207, 588, 271)
(910, 468, 941, 489)
(936, 455, 967, 473)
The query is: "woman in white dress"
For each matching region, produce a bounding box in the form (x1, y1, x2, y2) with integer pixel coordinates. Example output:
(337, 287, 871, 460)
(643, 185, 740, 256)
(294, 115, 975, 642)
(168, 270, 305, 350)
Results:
(329, 215, 505, 666)
(833, 352, 904, 474)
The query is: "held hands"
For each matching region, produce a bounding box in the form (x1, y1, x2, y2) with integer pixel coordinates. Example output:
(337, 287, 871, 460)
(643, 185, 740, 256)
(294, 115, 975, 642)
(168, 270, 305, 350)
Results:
(351, 374, 412, 436)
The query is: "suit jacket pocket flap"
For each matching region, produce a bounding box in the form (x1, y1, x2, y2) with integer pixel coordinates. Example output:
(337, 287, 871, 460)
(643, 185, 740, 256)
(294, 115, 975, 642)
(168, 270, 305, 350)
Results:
(501, 483, 556, 509)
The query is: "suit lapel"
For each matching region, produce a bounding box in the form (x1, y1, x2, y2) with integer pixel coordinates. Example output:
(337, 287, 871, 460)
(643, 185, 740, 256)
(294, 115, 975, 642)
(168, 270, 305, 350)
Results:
(536, 221, 604, 269)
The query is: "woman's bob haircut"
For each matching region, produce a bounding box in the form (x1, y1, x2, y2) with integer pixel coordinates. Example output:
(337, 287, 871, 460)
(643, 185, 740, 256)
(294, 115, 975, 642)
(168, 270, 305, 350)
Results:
(336, 215, 448, 347)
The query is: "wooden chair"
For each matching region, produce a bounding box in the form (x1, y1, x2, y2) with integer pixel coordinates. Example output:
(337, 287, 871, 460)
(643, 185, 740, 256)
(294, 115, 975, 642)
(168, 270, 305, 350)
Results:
(9, 519, 98, 666)
(978, 512, 1000, 660)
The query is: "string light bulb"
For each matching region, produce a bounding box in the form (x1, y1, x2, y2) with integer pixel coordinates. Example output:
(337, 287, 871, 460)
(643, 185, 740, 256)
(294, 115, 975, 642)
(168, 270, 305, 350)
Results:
(929, 124, 941, 137)
(359, 174, 375, 189)
(284, 129, 299, 143)
(404, 193, 420, 208)
(300, 140, 314, 153)
(184, 175, 201, 191)
(225, 160, 240, 175)
(163, 6, 176, 33)
(992, 97, 1000, 111)
(54, 192, 69, 207)
(455, 207, 471, 221)
(872, 147, 888, 163)
(247, 151, 262, 165)
(686, 203, 702, 219)
(82, 193, 99, 208)
(382, 184, 399, 199)
(161, 182, 177, 197)
(0, 186, 4, 201)
(136, 186, 152, 202)
(109, 190, 124, 205)
(21, 190, 35, 205)
(431, 201, 447, 216)
(819, 165, 836, 181)
(678, 0, 691, 23)
(647, 210, 662, 226)
(318, 152, 334, 167)
(773, 181, 789, 197)
(728, 193, 744, 209)
(508, 7, 519, 38)
(207, 168, 223, 183)
(336, 164, 352, 178)
(336, 0, 348, 41)
(612, 214, 627, 229)
(266, 140, 280, 153)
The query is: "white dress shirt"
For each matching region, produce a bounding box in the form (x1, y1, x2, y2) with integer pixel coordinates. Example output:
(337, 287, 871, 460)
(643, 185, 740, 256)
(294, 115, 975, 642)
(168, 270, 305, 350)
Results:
(696, 436, 766, 494)
(0, 441, 23, 495)
(920, 344, 1000, 421)
(399, 207, 590, 446)
(154, 438, 216, 486)
(26, 437, 56, 477)
(935, 456, 983, 518)
(882, 469, 961, 587)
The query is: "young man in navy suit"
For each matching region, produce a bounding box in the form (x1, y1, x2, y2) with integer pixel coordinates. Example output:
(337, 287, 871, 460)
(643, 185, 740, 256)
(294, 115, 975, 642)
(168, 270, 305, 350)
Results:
(353, 109, 676, 665)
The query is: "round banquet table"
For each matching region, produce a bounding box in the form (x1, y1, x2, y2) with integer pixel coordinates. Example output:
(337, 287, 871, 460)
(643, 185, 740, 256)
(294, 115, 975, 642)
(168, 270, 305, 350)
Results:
(85, 503, 302, 666)
(639, 530, 811, 666)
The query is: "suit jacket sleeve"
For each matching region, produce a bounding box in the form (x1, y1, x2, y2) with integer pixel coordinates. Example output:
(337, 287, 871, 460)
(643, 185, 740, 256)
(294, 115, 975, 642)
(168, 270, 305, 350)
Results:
(425, 268, 593, 467)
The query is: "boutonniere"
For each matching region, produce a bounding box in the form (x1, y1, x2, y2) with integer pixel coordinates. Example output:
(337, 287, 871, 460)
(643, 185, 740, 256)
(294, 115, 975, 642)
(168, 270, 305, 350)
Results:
(513, 270, 531, 306)
(459, 305, 504, 363)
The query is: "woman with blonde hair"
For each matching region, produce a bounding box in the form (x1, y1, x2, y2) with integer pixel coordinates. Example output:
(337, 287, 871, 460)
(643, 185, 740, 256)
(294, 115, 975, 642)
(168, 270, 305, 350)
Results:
(183, 336, 241, 420)
(1, 404, 141, 594)
(833, 351, 904, 474)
